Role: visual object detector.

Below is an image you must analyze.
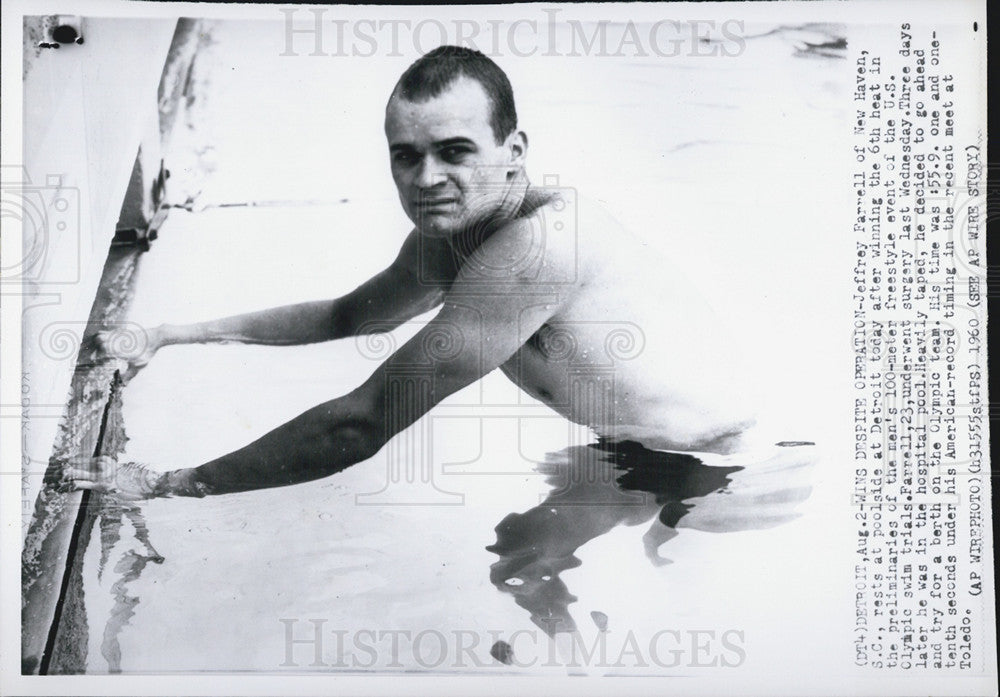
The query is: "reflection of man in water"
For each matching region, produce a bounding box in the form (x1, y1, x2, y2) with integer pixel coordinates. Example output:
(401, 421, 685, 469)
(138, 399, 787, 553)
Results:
(70, 46, 767, 498)
(489, 440, 814, 635)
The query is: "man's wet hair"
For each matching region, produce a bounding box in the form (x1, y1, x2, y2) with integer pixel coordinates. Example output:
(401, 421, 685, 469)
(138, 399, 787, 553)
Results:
(392, 46, 517, 145)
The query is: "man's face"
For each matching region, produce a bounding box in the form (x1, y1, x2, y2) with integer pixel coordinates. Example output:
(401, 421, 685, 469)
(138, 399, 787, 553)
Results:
(385, 76, 525, 238)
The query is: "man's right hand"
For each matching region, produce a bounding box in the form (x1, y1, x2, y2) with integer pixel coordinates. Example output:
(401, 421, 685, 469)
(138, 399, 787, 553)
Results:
(95, 324, 163, 382)
(62, 455, 169, 501)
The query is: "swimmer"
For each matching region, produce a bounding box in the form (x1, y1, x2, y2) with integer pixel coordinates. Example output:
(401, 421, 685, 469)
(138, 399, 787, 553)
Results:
(67, 46, 762, 499)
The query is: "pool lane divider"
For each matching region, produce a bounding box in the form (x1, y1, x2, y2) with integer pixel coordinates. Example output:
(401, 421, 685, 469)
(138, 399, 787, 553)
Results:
(21, 248, 142, 675)
(38, 372, 120, 675)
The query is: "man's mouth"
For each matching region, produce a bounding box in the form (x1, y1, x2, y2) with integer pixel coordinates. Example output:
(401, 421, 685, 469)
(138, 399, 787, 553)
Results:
(415, 198, 458, 209)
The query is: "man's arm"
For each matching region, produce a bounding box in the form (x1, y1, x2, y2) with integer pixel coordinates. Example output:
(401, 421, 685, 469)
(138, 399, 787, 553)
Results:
(101, 230, 449, 375)
(162, 230, 446, 346)
(70, 217, 574, 498)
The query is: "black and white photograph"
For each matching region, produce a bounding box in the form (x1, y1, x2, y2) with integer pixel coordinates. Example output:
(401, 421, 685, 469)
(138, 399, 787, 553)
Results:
(1, 1, 993, 694)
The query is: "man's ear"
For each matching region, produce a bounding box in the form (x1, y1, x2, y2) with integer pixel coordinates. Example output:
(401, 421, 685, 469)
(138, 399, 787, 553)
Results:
(506, 130, 528, 175)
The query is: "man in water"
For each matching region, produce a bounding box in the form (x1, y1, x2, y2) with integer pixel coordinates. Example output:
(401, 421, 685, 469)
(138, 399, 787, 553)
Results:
(68, 46, 760, 499)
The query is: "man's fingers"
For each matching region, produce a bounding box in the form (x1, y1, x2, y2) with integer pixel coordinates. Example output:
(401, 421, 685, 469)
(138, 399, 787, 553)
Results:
(94, 331, 115, 355)
(95, 329, 131, 358)
(58, 457, 158, 502)
(62, 468, 118, 494)
(62, 466, 102, 482)
(61, 455, 118, 487)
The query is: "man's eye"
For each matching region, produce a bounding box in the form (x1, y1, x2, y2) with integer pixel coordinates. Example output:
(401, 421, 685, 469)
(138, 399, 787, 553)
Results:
(393, 151, 417, 165)
(440, 146, 471, 163)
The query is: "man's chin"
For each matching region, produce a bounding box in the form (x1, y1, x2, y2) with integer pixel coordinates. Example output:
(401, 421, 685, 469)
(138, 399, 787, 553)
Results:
(414, 212, 462, 238)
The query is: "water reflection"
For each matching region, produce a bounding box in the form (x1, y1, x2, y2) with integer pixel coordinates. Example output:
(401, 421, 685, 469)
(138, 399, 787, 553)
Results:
(97, 501, 163, 673)
(487, 439, 815, 634)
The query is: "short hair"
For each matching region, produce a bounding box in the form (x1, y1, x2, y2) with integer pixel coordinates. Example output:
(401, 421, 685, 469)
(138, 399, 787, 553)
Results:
(391, 46, 517, 144)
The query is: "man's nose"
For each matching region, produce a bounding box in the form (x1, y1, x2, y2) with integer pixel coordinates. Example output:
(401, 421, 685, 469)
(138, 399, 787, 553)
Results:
(414, 155, 447, 190)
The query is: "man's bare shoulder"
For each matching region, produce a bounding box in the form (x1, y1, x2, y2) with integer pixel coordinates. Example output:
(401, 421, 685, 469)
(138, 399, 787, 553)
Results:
(529, 188, 653, 276)
(457, 192, 582, 290)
